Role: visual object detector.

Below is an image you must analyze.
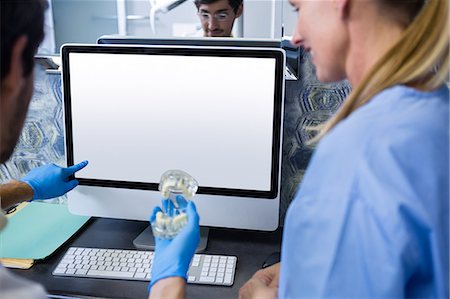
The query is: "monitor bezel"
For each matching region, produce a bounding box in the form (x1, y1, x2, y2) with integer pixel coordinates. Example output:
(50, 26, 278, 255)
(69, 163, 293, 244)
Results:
(97, 35, 299, 79)
(97, 35, 282, 48)
(62, 44, 285, 199)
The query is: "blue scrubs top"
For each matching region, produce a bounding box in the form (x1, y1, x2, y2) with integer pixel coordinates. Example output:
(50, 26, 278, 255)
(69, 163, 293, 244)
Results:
(280, 85, 449, 298)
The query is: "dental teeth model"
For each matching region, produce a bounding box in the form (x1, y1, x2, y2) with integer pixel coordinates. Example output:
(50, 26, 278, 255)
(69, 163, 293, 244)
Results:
(153, 211, 188, 238)
(151, 170, 198, 239)
(158, 169, 198, 200)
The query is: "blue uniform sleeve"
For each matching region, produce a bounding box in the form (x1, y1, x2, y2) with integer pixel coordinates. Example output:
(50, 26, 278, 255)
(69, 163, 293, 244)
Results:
(279, 127, 448, 298)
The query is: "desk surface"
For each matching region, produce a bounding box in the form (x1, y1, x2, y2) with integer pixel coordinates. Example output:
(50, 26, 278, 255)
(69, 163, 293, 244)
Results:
(12, 218, 282, 299)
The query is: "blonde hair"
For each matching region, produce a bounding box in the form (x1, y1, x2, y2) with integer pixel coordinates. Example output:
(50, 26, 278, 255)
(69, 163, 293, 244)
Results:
(312, 0, 449, 142)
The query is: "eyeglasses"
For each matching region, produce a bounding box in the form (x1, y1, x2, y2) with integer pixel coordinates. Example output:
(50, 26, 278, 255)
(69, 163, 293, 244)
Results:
(198, 11, 231, 22)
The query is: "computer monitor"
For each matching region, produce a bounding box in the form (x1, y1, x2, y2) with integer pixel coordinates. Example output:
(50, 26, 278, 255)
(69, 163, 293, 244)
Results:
(97, 35, 299, 79)
(62, 44, 285, 249)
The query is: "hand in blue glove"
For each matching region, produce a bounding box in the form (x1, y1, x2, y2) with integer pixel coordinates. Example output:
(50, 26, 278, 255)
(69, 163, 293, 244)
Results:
(21, 160, 88, 200)
(149, 197, 200, 291)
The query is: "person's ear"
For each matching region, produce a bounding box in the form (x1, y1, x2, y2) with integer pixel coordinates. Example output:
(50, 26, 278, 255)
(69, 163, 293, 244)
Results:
(235, 3, 243, 18)
(1, 36, 28, 101)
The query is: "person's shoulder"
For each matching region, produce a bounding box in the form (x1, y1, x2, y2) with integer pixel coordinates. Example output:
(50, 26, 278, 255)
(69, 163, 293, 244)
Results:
(368, 85, 449, 121)
(349, 84, 449, 141)
(361, 85, 449, 167)
(377, 84, 448, 138)
(373, 84, 449, 100)
(303, 84, 448, 202)
(346, 84, 448, 199)
(355, 84, 449, 205)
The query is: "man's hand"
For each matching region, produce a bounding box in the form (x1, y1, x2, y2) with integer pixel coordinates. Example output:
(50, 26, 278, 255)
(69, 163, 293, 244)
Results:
(148, 277, 185, 299)
(21, 161, 88, 200)
(239, 262, 280, 299)
(149, 199, 200, 293)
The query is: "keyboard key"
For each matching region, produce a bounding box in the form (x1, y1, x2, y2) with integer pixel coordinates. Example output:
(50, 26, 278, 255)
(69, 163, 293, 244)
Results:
(66, 268, 76, 275)
(192, 260, 200, 267)
(75, 269, 88, 275)
(134, 272, 146, 279)
(199, 276, 215, 283)
(88, 269, 134, 278)
(215, 277, 224, 284)
(54, 267, 66, 274)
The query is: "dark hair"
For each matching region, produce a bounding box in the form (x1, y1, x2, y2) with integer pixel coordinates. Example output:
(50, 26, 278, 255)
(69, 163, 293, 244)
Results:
(194, 0, 243, 13)
(1, 0, 48, 81)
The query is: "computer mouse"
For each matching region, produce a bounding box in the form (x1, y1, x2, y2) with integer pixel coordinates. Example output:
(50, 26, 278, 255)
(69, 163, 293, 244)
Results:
(262, 251, 281, 269)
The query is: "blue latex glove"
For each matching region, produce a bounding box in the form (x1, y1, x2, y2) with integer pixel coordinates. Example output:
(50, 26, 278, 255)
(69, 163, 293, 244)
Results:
(21, 161, 88, 200)
(149, 197, 200, 291)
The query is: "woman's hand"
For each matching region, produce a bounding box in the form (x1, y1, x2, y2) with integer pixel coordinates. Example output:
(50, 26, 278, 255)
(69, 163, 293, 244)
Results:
(238, 262, 280, 299)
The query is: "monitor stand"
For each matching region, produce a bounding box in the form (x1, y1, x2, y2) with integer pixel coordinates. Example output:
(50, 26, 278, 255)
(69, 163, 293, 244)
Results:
(133, 226, 209, 253)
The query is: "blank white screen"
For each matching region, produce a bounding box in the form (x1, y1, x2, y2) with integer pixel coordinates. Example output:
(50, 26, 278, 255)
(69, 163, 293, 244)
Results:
(69, 52, 276, 191)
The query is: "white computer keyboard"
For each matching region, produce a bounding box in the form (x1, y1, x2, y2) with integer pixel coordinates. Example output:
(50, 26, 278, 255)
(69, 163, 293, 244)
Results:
(53, 247, 237, 286)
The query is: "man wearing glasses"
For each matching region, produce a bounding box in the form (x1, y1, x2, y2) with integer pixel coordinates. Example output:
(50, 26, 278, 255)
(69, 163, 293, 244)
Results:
(194, 0, 243, 37)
